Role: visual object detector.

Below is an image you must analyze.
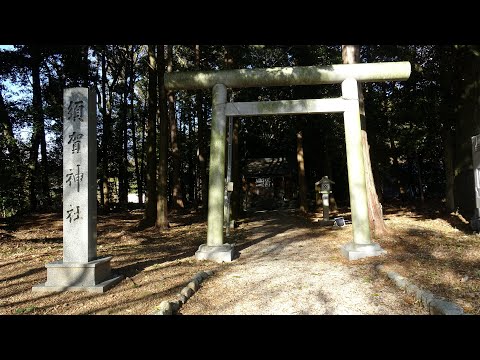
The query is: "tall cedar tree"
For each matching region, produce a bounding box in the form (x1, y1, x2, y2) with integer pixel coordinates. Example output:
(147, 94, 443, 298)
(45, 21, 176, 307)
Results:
(156, 45, 169, 228)
(195, 45, 208, 213)
(167, 45, 184, 210)
(143, 45, 157, 226)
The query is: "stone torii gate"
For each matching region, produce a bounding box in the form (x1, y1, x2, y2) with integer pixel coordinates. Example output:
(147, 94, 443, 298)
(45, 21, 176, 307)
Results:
(164, 61, 411, 262)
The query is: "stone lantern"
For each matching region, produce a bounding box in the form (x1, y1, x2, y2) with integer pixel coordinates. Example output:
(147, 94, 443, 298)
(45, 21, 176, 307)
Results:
(315, 176, 335, 222)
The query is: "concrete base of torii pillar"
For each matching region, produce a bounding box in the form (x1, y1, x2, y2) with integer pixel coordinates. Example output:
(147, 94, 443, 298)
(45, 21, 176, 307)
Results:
(340, 243, 386, 261)
(195, 244, 236, 263)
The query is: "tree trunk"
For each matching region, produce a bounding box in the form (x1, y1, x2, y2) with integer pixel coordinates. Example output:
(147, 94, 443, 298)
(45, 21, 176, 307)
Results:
(39, 121, 50, 207)
(231, 118, 241, 219)
(118, 46, 130, 208)
(297, 130, 308, 213)
(342, 45, 388, 237)
(140, 89, 147, 205)
(131, 113, 142, 203)
(95, 74, 104, 209)
(156, 45, 169, 228)
(118, 74, 129, 207)
(415, 151, 425, 204)
(439, 45, 457, 212)
(187, 110, 196, 206)
(224, 45, 241, 221)
(0, 89, 19, 161)
(81, 45, 89, 87)
(367, 114, 384, 203)
(0, 88, 23, 213)
(129, 46, 142, 205)
(143, 44, 157, 226)
(100, 49, 110, 211)
(195, 45, 208, 213)
(389, 135, 403, 199)
(28, 132, 40, 211)
(167, 45, 184, 210)
(444, 128, 455, 211)
(30, 45, 50, 209)
(371, 148, 384, 203)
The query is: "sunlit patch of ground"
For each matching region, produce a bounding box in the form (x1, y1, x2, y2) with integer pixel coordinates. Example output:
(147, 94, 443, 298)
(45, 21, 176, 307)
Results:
(358, 203, 480, 314)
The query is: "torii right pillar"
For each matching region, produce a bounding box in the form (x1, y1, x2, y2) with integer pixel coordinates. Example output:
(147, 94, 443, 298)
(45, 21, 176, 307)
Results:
(340, 78, 385, 260)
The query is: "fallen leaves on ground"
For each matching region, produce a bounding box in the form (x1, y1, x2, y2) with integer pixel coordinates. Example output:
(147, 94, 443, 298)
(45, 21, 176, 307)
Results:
(1, 201, 479, 315)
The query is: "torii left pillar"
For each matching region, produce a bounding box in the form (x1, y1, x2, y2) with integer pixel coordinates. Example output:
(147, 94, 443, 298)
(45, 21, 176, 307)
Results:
(195, 84, 235, 262)
(33, 88, 123, 293)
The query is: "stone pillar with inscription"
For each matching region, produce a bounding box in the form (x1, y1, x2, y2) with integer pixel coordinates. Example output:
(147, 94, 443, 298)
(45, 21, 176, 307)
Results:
(472, 134, 480, 232)
(33, 88, 123, 293)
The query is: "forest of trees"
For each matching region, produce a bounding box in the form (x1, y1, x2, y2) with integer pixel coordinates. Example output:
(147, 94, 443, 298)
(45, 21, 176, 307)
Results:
(0, 45, 479, 228)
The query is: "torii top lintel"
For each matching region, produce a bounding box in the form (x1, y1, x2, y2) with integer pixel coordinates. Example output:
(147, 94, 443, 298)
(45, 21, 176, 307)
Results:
(164, 61, 411, 91)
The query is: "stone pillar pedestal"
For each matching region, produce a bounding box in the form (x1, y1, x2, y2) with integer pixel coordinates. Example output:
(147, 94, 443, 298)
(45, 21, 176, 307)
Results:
(32, 257, 123, 293)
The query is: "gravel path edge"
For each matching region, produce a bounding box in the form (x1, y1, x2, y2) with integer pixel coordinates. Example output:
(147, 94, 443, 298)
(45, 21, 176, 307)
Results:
(376, 264, 464, 315)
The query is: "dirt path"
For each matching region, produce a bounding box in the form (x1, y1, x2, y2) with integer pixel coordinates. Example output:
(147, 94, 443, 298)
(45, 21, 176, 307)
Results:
(180, 210, 426, 315)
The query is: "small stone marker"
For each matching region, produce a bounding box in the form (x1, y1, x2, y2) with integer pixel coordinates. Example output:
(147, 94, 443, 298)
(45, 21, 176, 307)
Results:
(33, 88, 122, 293)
